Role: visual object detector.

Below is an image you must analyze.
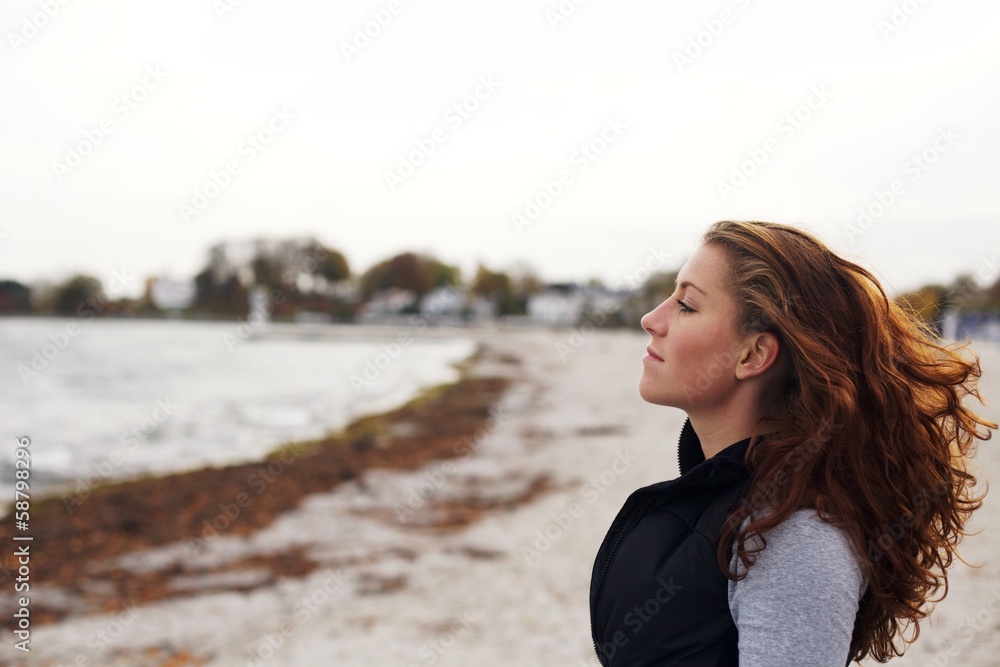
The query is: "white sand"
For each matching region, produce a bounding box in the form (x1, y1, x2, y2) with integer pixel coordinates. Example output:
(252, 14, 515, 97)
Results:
(8, 328, 1000, 666)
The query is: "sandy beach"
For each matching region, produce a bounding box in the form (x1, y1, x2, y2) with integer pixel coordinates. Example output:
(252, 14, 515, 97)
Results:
(4, 326, 1000, 666)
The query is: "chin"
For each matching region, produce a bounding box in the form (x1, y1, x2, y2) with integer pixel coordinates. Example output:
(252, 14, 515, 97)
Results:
(638, 378, 672, 407)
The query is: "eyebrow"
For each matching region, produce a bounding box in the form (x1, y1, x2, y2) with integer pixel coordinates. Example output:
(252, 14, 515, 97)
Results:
(675, 279, 708, 297)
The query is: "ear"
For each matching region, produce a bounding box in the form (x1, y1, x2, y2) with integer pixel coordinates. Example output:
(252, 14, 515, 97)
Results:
(735, 331, 781, 380)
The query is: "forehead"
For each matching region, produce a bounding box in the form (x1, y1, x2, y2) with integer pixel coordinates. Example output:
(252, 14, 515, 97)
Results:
(677, 243, 730, 294)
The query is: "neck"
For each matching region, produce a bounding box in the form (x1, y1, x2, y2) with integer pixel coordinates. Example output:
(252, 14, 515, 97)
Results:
(687, 412, 759, 459)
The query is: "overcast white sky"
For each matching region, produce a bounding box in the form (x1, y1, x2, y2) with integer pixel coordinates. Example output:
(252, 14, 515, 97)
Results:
(1, 0, 998, 299)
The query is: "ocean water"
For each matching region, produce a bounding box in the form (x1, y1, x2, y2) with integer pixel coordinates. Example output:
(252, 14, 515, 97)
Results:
(0, 317, 476, 505)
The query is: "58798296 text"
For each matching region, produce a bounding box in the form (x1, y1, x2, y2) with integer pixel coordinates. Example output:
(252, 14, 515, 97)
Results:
(12, 436, 33, 653)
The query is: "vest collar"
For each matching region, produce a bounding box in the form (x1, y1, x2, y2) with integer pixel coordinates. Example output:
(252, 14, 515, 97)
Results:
(678, 417, 754, 476)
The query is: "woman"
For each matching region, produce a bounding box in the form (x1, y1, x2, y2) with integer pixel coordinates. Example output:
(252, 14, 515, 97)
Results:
(589, 220, 996, 666)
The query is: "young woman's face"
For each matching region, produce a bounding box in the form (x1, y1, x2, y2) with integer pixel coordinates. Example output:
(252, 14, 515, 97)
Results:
(639, 243, 747, 409)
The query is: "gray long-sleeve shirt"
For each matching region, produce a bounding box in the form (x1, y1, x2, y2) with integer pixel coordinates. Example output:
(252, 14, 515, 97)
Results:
(728, 509, 868, 666)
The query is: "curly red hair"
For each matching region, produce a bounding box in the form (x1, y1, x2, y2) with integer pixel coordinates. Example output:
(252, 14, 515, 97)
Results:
(705, 220, 996, 662)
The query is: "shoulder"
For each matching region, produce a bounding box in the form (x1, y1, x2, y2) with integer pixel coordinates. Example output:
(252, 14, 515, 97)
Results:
(750, 509, 860, 564)
(731, 508, 866, 595)
(727, 509, 866, 664)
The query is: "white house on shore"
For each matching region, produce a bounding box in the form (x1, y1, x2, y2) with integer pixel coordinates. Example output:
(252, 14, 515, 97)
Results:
(149, 276, 195, 311)
(527, 283, 629, 327)
(527, 285, 586, 326)
(357, 288, 418, 321)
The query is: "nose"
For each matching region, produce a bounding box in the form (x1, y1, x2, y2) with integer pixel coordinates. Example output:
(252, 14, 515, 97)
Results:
(641, 298, 669, 336)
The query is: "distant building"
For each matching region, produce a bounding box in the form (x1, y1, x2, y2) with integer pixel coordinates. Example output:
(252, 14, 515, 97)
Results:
(420, 285, 468, 321)
(469, 295, 498, 322)
(528, 284, 587, 326)
(947, 309, 1000, 344)
(150, 276, 195, 310)
(0, 280, 32, 314)
(358, 288, 418, 321)
(527, 283, 630, 327)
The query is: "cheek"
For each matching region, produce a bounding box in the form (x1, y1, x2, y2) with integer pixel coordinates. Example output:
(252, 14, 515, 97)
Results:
(666, 326, 736, 385)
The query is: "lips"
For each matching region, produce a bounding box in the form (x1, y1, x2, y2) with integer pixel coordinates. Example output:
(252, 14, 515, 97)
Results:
(646, 347, 664, 362)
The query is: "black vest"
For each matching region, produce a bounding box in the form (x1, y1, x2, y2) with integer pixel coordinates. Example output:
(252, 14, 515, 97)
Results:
(590, 418, 752, 667)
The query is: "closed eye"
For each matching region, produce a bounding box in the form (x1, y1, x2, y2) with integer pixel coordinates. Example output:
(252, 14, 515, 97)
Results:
(678, 299, 694, 313)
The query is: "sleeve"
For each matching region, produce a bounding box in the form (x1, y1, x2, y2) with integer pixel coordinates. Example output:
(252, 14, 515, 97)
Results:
(727, 509, 867, 667)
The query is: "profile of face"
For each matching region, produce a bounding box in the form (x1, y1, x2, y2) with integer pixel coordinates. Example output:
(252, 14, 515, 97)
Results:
(639, 243, 761, 411)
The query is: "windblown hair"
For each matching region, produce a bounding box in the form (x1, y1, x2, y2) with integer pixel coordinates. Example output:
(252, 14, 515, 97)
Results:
(705, 220, 996, 662)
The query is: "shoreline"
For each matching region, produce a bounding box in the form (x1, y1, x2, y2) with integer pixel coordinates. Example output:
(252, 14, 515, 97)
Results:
(0, 319, 483, 512)
(0, 338, 521, 630)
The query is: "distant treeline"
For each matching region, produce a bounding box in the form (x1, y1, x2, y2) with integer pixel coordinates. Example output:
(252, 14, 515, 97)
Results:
(1, 237, 997, 331)
(0, 238, 546, 321)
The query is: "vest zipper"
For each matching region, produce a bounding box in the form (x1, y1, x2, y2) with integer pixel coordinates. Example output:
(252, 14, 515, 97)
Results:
(591, 496, 647, 666)
(592, 427, 686, 666)
(677, 421, 685, 474)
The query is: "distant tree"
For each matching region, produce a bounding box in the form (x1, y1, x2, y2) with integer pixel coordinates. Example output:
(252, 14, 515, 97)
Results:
(361, 252, 451, 300)
(639, 270, 677, 303)
(191, 268, 248, 317)
(0, 280, 32, 314)
(942, 273, 982, 310)
(894, 273, 998, 322)
(983, 279, 1000, 313)
(616, 270, 677, 328)
(513, 272, 543, 296)
(308, 242, 350, 283)
(471, 264, 518, 315)
(192, 268, 214, 307)
(251, 253, 283, 289)
(426, 258, 460, 289)
(53, 274, 103, 316)
(506, 263, 543, 315)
